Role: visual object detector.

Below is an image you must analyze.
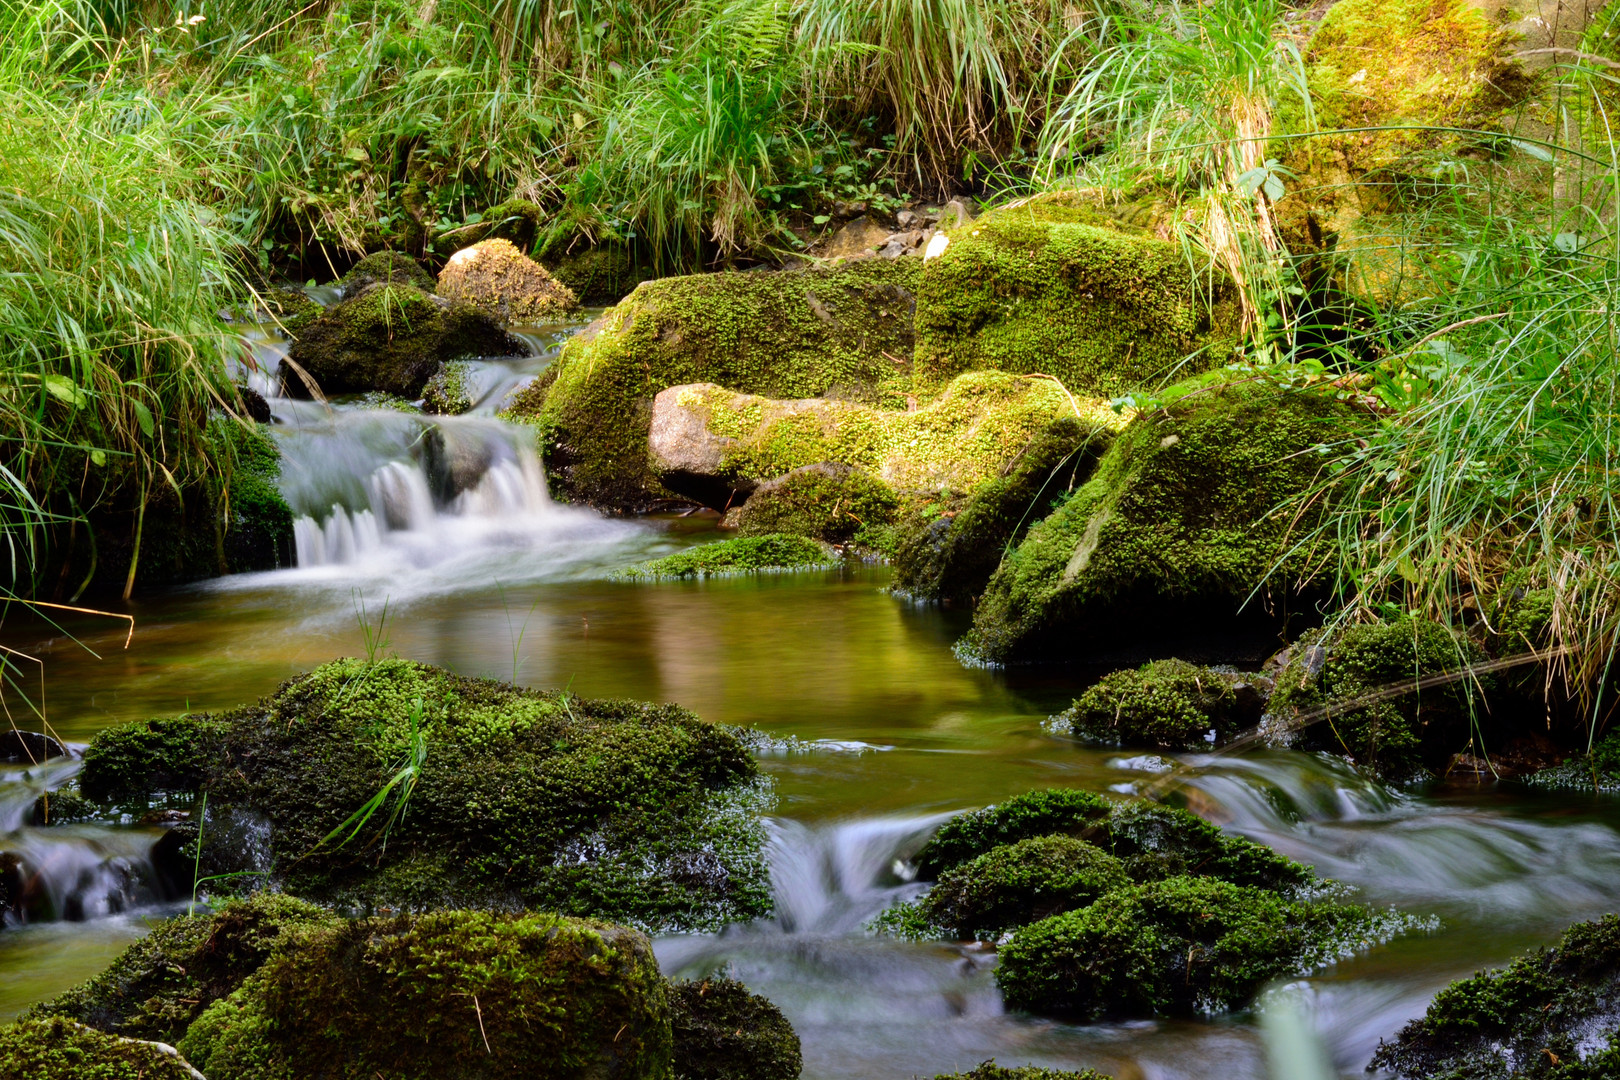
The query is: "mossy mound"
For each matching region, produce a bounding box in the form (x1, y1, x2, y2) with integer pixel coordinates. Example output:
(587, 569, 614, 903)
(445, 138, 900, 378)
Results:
(285, 285, 517, 399)
(918, 835, 1129, 940)
(913, 788, 1113, 879)
(669, 978, 802, 1080)
(437, 238, 580, 324)
(78, 658, 772, 931)
(913, 196, 1241, 396)
(339, 250, 436, 294)
(502, 259, 921, 510)
(421, 359, 474, 415)
(1370, 914, 1620, 1080)
(547, 245, 657, 305)
(258, 287, 321, 334)
(0, 1017, 203, 1080)
(1056, 659, 1259, 751)
(616, 534, 836, 580)
(933, 1064, 1111, 1080)
(26, 894, 340, 1045)
(176, 910, 671, 1080)
(892, 415, 1109, 604)
(735, 463, 899, 548)
(430, 198, 545, 258)
(962, 379, 1357, 664)
(996, 876, 1388, 1019)
(1266, 617, 1485, 782)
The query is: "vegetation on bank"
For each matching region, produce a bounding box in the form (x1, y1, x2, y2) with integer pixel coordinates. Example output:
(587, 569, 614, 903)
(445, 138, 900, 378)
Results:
(615, 534, 836, 579)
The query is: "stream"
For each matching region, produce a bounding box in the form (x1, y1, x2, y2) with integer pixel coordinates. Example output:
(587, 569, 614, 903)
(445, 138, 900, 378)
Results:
(5, 312, 1620, 1079)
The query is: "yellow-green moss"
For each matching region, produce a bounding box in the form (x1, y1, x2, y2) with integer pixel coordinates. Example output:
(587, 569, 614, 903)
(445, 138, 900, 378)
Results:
(669, 978, 802, 1080)
(932, 1065, 1111, 1080)
(1056, 659, 1252, 750)
(0, 1017, 202, 1080)
(616, 534, 836, 579)
(736, 463, 901, 547)
(340, 250, 436, 294)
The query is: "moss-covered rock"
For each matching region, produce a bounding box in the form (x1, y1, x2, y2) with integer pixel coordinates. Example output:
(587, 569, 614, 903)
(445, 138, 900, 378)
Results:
(1370, 914, 1620, 1080)
(995, 876, 1387, 1019)
(962, 379, 1358, 664)
(30, 783, 100, 825)
(502, 260, 921, 510)
(1266, 618, 1485, 782)
(437, 238, 579, 324)
(616, 534, 836, 580)
(26, 894, 340, 1045)
(258, 287, 321, 335)
(421, 359, 475, 415)
(1056, 659, 1263, 750)
(339, 250, 437, 294)
(0, 1017, 203, 1080)
(669, 978, 802, 1080)
(913, 194, 1242, 396)
(735, 463, 899, 548)
(918, 835, 1129, 940)
(78, 659, 772, 931)
(547, 245, 658, 305)
(177, 910, 671, 1080)
(430, 198, 546, 258)
(913, 788, 1114, 879)
(892, 416, 1109, 603)
(933, 1066, 1110, 1080)
(285, 285, 518, 399)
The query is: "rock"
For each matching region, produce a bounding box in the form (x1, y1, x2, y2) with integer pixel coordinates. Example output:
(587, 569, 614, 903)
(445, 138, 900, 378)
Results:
(735, 463, 899, 547)
(892, 416, 1110, 603)
(0, 729, 65, 763)
(648, 371, 1120, 512)
(961, 379, 1359, 665)
(429, 197, 544, 257)
(877, 229, 925, 258)
(338, 250, 436, 295)
(176, 910, 673, 1080)
(616, 534, 835, 580)
(31, 785, 99, 826)
(670, 978, 802, 1080)
(284, 284, 518, 399)
(237, 384, 272, 422)
(258, 286, 321, 334)
(914, 193, 1241, 396)
(421, 421, 496, 500)
(500, 260, 920, 510)
(815, 215, 891, 260)
(933, 1065, 1109, 1080)
(916, 835, 1129, 940)
(420, 359, 474, 415)
(0, 1017, 205, 1080)
(436, 238, 579, 324)
(896, 209, 921, 229)
(938, 198, 975, 230)
(78, 658, 773, 931)
(545, 244, 657, 305)
(1055, 659, 1263, 751)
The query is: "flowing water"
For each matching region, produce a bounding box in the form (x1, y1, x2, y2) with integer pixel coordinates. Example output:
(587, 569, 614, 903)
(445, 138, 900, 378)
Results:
(4, 312, 1620, 1078)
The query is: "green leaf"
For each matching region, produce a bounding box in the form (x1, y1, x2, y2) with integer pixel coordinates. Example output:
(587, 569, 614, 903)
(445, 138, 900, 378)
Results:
(131, 400, 155, 438)
(43, 374, 86, 408)
(89, 448, 106, 467)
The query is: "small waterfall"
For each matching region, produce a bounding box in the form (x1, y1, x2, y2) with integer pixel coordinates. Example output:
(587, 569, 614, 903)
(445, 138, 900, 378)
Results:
(765, 815, 947, 935)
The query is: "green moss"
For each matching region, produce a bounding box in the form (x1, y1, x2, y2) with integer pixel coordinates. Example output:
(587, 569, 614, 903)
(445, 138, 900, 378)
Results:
(1268, 617, 1485, 781)
(31, 783, 100, 825)
(340, 250, 436, 294)
(1056, 659, 1246, 750)
(932, 1065, 1111, 1080)
(669, 978, 802, 1080)
(26, 894, 340, 1045)
(430, 198, 546, 257)
(502, 259, 921, 510)
(421, 359, 474, 415)
(287, 285, 515, 398)
(260, 287, 321, 335)
(1370, 914, 1620, 1080)
(0, 1017, 202, 1080)
(355, 390, 423, 413)
(78, 659, 772, 932)
(892, 415, 1110, 603)
(918, 835, 1129, 940)
(913, 789, 1113, 878)
(913, 198, 1241, 396)
(217, 419, 295, 573)
(177, 910, 671, 1080)
(736, 463, 899, 547)
(546, 246, 658, 305)
(617, 534, 836, 579)
(963, 379, 1358, 664)
(995, 876, 1390, 1019)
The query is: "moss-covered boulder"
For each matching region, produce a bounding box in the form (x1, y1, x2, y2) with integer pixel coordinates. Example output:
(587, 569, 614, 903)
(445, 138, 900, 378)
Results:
(0, 1017, 204, 1080)
(669, 978, 802, 1080)
(421, 359, 475, 415)
(1371, 914, 1620, 1080)
(26, 894, 340, 1045)
(285, 285, 518, 399)
(616, 534, 836, 580)
(502, 260, 921, 510)
(913, 194, 1241, 396)
(962, 379, 1358, 664)
(437, 238, 579, 324)
(429, 198, 545, 258)
(649, 371, 1118, 512)
(1056, 659, 1265, 750)
(933, 1065, 1111, 1080)
(918, 835, 1129, 940)
(892, 416, 1109, 603)
(996, 876, 1387, 1019)
(1265, 618, 1484, 782)
(339, 250, 437, 294)
(735, 463, 899, 547)
(177, 910, 671, 1080)
(79, 658, 771, 931)
(545, 245, 658, 305)
(257, 287, 321, 335)
(913, 788, 1113, 879)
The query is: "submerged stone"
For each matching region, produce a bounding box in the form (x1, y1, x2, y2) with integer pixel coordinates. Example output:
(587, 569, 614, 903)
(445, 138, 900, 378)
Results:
(0, 1017, 203, 1080)
(669, 978, 802, 1080)
(1056, 659, 1264, 751)
(436, 238, 579, 324)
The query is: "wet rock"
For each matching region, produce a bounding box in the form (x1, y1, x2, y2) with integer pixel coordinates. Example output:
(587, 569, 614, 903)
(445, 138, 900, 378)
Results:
(436, 237, 579, 324)
(735, 462, 899, 547)
(0, 1017, 205, 1080)
(338, 250, 436, 295)
(31, 786, 101, 826)
(917, 835, 1128, 940)
(670, 977, 802, 1080)
(237, 384, 272, 422)
(257, 287, 322, 335)
(544, 244, 657, 306)
(932, 1064, 1109, 1080)
(421, 360, 475, 416)
(0, 729, 65, 763)
(1054, 659, 1263, 751)
(422, 423, 496, 501)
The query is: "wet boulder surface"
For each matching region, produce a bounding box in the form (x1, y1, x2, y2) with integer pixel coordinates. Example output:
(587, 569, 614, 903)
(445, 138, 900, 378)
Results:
(669, 977, 803, 1080)
(436, 237, 579, 324)
(0, 1016, 204, 1080)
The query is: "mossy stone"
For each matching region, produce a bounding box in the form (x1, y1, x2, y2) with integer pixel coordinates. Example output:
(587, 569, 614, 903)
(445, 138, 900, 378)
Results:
(547, 245, 658, 305)
(429, 198, 546, 257)
(962, 379, 1358, 664)
(736, 463, 899, 547)
(176, 910, 672, 1080)
(0, 1017, 202, 1080)
(616, 534, 835, 580)
(913, 196, 1241, 396)
(913, 789, 1113, 879)
(669, 978, 802, 1080)
(919, 835, 1128, 940)
(502, 260, 921, 511)
(260, 287, 321, 335)
(932, 1063, 1112, 1080)
(1056, 659, 1249, 750)
(421, 359, 475, 415)
(339, 250, 436, 294)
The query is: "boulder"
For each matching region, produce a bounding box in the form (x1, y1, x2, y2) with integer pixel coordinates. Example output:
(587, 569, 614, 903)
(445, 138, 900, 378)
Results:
(0, 1017, 204, 1080)
(339, 250, 436, 295)
(813, 215, 892, 260)
(648, 371, 1119, 512)
(78, 659, 772, 932)
(0, 729, 65, 763)
(933, 1066, 1109, 1080)
(545, 245, 657, 305)
(961, 378, 1359, 665)
(421, 360, 475, 415)
(284, 285, 518, 399)
(501, 259, 921, 510)
(735, 463, 899, 548)
(436, 238, 579, 324)
(429, 198, 545, 257)
(914, 193, 1242, 396)
(1055, 659, 1267, 751)
(176, 911, 672, 1080)
(669, 978, 802, 1080)
(915, 835, 1129, 940)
